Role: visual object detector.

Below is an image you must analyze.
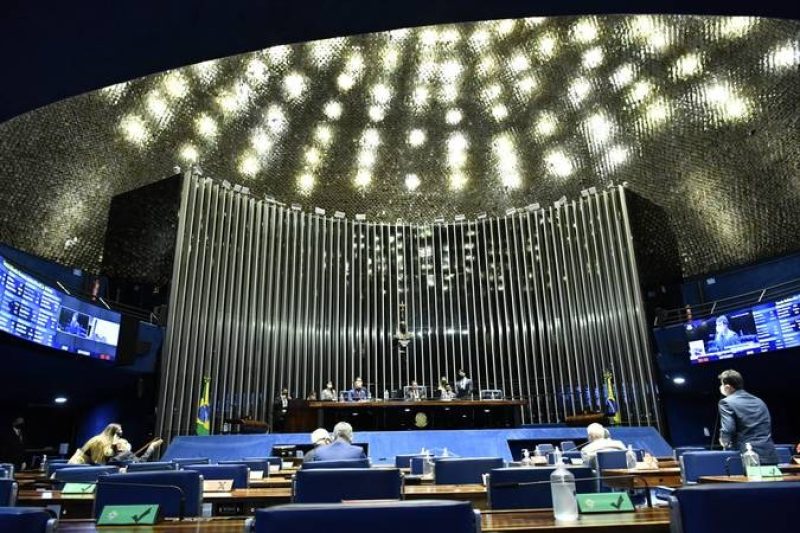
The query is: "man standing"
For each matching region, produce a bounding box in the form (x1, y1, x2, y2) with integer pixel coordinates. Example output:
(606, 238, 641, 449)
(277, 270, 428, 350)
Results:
(0, 416, 26, 469)
(307, 422, 367, 462)
(455, 369, 472, 399)
(718, 369, 778, 464)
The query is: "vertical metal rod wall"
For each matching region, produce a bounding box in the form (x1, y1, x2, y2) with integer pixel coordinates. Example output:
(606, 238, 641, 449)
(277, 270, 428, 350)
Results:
(156, 175, 661, 441)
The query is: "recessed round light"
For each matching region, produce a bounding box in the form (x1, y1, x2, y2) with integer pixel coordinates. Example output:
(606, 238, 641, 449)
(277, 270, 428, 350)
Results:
(54, 396, 68, 404)
(672, 377, 686, 385)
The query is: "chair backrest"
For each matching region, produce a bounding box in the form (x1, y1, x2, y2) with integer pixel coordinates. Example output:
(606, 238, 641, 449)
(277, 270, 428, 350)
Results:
(488, 466, 595, 509)
(0, 468, 9, 480)
(301, 459, 370, 470)
(0, 480, 18, 506)
(673, 446, 705, 460)
(395, 454, 426, 469)
(0, 464, 14, 479)
(480, 389, 504, 400)
(218, 459, 269, 475)
(95, 471, 203, 518)
(242, 456, 282, 468)
(185, 464, 249, 489)
(434, 457, 504, 485)
(560, 441, 577, 451)
(253, 500, 479, 533)
(53, 466, 118, 485)
(775, 445, 793, 465)
(126, 461, 177, 473)
(47, 463, 92, 477)
(536, 443, 555, 454)
(595, 450, 628, 470)
(670, 481, 800, 533)
(680, 451, 743, 483)
(171, 457, 210, 468)
(0, 507, 57, 533)
(293, 468, 403, 504)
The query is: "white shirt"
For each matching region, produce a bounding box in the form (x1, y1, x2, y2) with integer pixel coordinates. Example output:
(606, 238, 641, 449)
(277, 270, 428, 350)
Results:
(581, 438, 627, 463)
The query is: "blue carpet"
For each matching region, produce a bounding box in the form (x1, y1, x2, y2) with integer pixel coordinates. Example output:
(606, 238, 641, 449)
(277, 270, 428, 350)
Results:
(162, 426, 671, 464)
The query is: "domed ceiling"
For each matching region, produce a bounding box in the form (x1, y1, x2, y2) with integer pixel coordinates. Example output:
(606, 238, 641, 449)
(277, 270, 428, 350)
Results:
(0, 14, 798, 279)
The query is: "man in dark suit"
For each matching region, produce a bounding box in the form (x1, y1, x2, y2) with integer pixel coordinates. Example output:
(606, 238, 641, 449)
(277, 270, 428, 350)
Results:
(718, 369, 778, 464)
(455, 369, 472, 399)
(0, 416, 26, 469)
(307, 422, 366, 462)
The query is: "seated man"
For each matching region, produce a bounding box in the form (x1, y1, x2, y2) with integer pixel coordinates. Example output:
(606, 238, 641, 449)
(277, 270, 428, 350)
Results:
(708, 315, 741, 353)
(405, 380, 423, 401)
(302, 428, 332, 463)
(110, 438, 162, 463)
(345, 377, 371, 401)
(581, 422, 626, 466)
(307, 422, 367, 462)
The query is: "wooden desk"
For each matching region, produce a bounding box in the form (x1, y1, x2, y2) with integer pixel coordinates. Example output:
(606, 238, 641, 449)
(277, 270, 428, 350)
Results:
(249, 477, 293, 488)
(481, 508, 670, 532)
(698, 474, 800, 484)
(602, 468, 683, 489)
(293, 399, 525, 431)
(405, 483, 487, 509)
(58, 518, 248, 532)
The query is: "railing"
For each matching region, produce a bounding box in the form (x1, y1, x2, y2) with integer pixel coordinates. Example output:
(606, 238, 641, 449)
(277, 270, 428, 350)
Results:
(655, 277, 800, 327)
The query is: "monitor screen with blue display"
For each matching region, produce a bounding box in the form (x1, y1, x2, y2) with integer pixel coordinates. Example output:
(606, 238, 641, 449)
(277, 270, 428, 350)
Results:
(687, 293, 800, 364)
(0, 253, 120, 361)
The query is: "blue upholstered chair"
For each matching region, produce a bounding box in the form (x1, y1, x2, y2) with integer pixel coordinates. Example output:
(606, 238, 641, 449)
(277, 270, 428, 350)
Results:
(301, 459, 370, 470)
(775, 445, 793, 465)
(595, 450, 629, 471)
(250, 500, 480, 533)
(242, 456, 282, 469)
(126, 461, 177, 472)
(218, 459, 270, 476)
(488, 466, 594, 510)
(0, 464, 14, 479)
(563, 450, 584, 464)
(0, 508, 57, 532)
(560, 441, 577, 451)
(680, 451, 743, 483)
(47, 463, 91, 478)
(672, 446, 705, 460)
(95, 470, 203, 518)
(434, 457, 504, 485)
(669, 481, 800, 533)
(185, 464, 249, 489)
(395, 454, 427, 469)
(293, 468, 402, 504)
(0, 480, 18, 506)
(171, 457, 210, 468)
(52, 465, 118, 487)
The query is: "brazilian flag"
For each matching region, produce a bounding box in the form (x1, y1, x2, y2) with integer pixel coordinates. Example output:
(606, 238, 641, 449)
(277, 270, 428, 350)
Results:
(604, 371, 621, 425)
(196, 377, 211, 436)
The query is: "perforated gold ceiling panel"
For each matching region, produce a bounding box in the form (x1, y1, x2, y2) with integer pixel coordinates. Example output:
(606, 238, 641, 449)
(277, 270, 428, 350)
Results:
(0, 15, 798, 279)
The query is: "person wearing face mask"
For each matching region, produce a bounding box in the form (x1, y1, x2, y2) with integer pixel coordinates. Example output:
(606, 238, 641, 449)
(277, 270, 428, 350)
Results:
(0, 416, 27, 469)
(718, 369, 778, 464)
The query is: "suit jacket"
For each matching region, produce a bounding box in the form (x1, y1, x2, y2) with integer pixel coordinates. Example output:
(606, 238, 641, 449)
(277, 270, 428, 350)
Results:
(345, 388, 370, 401)
(0, 426, 25, 468)
(719, 389, 778, 464)
(455, 377, 472, 398)
(308, 439, 367, 462)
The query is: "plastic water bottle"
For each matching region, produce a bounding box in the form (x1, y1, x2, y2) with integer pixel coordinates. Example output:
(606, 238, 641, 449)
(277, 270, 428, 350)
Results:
(40, 454, 47, 472)
(521, 449, 532, 467)
(442, 447, 450, 457)
(422, 452, 434, 478)
(742, 443, 761, 480)
(384, 389, 389, 400)
(626, 445, 637, 470)
(550, 449, 578, 521)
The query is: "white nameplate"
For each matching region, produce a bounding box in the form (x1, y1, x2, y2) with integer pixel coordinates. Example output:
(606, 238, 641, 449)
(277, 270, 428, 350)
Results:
(203, 479, 233, 492)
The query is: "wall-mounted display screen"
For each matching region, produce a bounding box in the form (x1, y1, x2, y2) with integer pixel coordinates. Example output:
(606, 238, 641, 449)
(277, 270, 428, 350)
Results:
(687, 293, 800, 364)
(0, 253, 120, 360)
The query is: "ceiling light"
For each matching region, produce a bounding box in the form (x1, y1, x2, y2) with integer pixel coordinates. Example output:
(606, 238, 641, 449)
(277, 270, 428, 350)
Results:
(408, 129, 426, 147)
(672, 377, 686, 385)
(405, 173, 421, 191)
(54, 396, 68, 404)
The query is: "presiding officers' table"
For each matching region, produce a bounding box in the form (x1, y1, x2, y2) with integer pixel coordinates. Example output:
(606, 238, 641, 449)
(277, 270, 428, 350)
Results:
(286, 398, 525, 432)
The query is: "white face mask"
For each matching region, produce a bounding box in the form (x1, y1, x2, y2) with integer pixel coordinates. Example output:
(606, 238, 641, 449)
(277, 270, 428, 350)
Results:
(719, 384, 730, 397)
